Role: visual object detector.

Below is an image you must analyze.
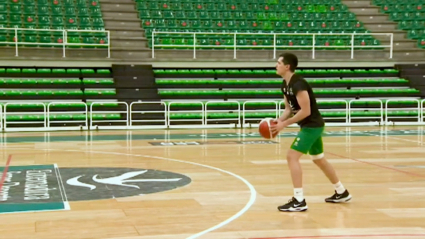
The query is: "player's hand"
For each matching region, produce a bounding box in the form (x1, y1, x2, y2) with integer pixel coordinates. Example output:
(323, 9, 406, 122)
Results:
(270, 120, 287, 134)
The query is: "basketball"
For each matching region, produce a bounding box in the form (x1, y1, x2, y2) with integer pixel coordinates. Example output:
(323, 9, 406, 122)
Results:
(258, 118, 279, 139)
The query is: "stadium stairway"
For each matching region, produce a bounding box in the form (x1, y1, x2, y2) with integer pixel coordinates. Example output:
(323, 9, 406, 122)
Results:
(99, 0, 151, 59)
(396, 64, 425, 97)
(343, 0, 425, 59)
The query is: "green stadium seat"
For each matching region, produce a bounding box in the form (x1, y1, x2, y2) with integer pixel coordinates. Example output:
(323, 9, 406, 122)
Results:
(81, 69, 95, 74)
(0, 89, 83, 96)
(84, 89, 116, 96)
(97, 69, 111, 74)
(52, 69, 66, 74)
(6, 68, 20, 73)
(22, 68, 36, 73)
(83, 78, 114, 85)
(91, 113, 121, 120)
(37, 68, 51, 73)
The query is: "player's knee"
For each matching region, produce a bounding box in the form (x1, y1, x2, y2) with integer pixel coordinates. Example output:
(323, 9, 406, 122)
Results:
(313, 158, 324, 166)
(312, 156, 326, 167)
(310, 152, 324, 159)
(286, 149, 303, 162)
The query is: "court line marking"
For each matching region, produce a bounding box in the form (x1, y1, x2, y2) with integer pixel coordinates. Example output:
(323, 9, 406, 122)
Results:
(326, 151, 425, 178)
(54, 163, 70, 210)
(3, 131, 423, 237)
(0, 154, 12, 192)
(250, 234, 425, 239)
(15, 147, 257, 239)
(361, 132, 424, 145)
(53, 163, 66, 210)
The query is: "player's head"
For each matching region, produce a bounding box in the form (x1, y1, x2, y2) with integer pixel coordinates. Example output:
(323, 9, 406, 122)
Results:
(276, 52, 298, 76)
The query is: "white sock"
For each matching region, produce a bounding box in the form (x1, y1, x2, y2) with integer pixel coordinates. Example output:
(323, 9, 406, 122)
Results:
(333, 181, 346, 194)
(293, 188, 304, 202)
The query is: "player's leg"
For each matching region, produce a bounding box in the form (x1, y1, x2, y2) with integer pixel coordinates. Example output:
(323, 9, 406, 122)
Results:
(277, 128, 319, 212)
(309, 130, 352, 203)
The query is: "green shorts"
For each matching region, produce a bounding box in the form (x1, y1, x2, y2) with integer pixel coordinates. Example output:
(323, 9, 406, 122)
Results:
(290, 126, 325, 159)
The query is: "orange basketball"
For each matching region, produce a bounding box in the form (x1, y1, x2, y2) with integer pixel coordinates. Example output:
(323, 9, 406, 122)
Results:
(258, 118, 278, 139)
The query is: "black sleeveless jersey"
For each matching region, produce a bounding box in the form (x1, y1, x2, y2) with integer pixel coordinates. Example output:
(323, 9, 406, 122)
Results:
(281, 74, 325, 128)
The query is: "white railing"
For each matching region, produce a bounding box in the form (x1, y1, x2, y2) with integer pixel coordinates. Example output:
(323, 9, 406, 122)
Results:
(205, 100, 241, 127)
(47, 102, 88, 130)
(348, 99, 384, 125)
(0, 98, 423, 131)
(317, 99, 349, 124)
(129, 101, 167, 129)
(422, 99, 425, 123)
(90, 102, 129, 130)
(4, 102, 47, 131)
(385, 99, 422, 126)
(151, 31, 393, 59)
(167, 101, 204, 128)
(243, 100, 279, 126)
(0, 27, 111, 58)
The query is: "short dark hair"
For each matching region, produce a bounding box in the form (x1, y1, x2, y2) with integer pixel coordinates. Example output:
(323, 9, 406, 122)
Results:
(279, 53, 298, 72)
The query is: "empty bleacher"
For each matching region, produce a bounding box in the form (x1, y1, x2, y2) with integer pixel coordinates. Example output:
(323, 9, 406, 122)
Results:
(152, 68, 424, 127)
(0, 0, 107, 48)
(0, 67, 121, 131)
(0, 65, 422, 131)
(373, 0, 425, 49)
(136, 0, 382, 50)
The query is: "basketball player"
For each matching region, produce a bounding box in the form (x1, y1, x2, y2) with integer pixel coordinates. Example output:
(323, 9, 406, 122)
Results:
(270, 53, 352, 212)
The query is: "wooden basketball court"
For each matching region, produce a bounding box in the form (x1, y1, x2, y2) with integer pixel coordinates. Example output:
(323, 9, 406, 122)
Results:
(0, 126, 424, 239)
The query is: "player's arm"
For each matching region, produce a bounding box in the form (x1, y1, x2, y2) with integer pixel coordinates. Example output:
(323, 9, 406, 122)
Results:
(278, 95, 292, 122)
(282, 90, 311, 126)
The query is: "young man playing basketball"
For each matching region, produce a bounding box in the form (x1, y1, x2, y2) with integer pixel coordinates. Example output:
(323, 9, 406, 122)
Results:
(270, 53, 352, 212)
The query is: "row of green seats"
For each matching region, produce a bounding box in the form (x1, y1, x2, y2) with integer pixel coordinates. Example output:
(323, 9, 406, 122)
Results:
(142, 19, 364, 31)
(164, 99, 420, 107)
(6, 113, 120, 121)
(156, 78, 408, 85)
(154, 68, 399, 74)
(2, 0, 100, 6)
(158, 88, 419, 96)
(0, 89, 115, 96)
(373, 0, 422, 4)
(139, 10, 357, 21)
(0, 68, 110, 74)
(0, 7, 102, 18)
(146, 29, 371, 39)
(136, 2, 349, 12)
(149, 33, 373, 41)
(408, 29, 425, 40)
(0, 27, 107, 39)
(151, 38, 381, 50)
(169, 110, 419, 119)
(0, 15, 104, 29)
(0, 35, 109, 48)
(135, 0, 343, 4)
(1, 102, 119, 108)
(0, 78, 114, 84)
(0, 35, 106, 48)
(389, 12, 425, 21)
(376, 3, 423, 13)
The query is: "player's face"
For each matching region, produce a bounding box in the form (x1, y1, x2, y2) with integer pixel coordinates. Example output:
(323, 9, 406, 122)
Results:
(276, 57, 289, 76)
